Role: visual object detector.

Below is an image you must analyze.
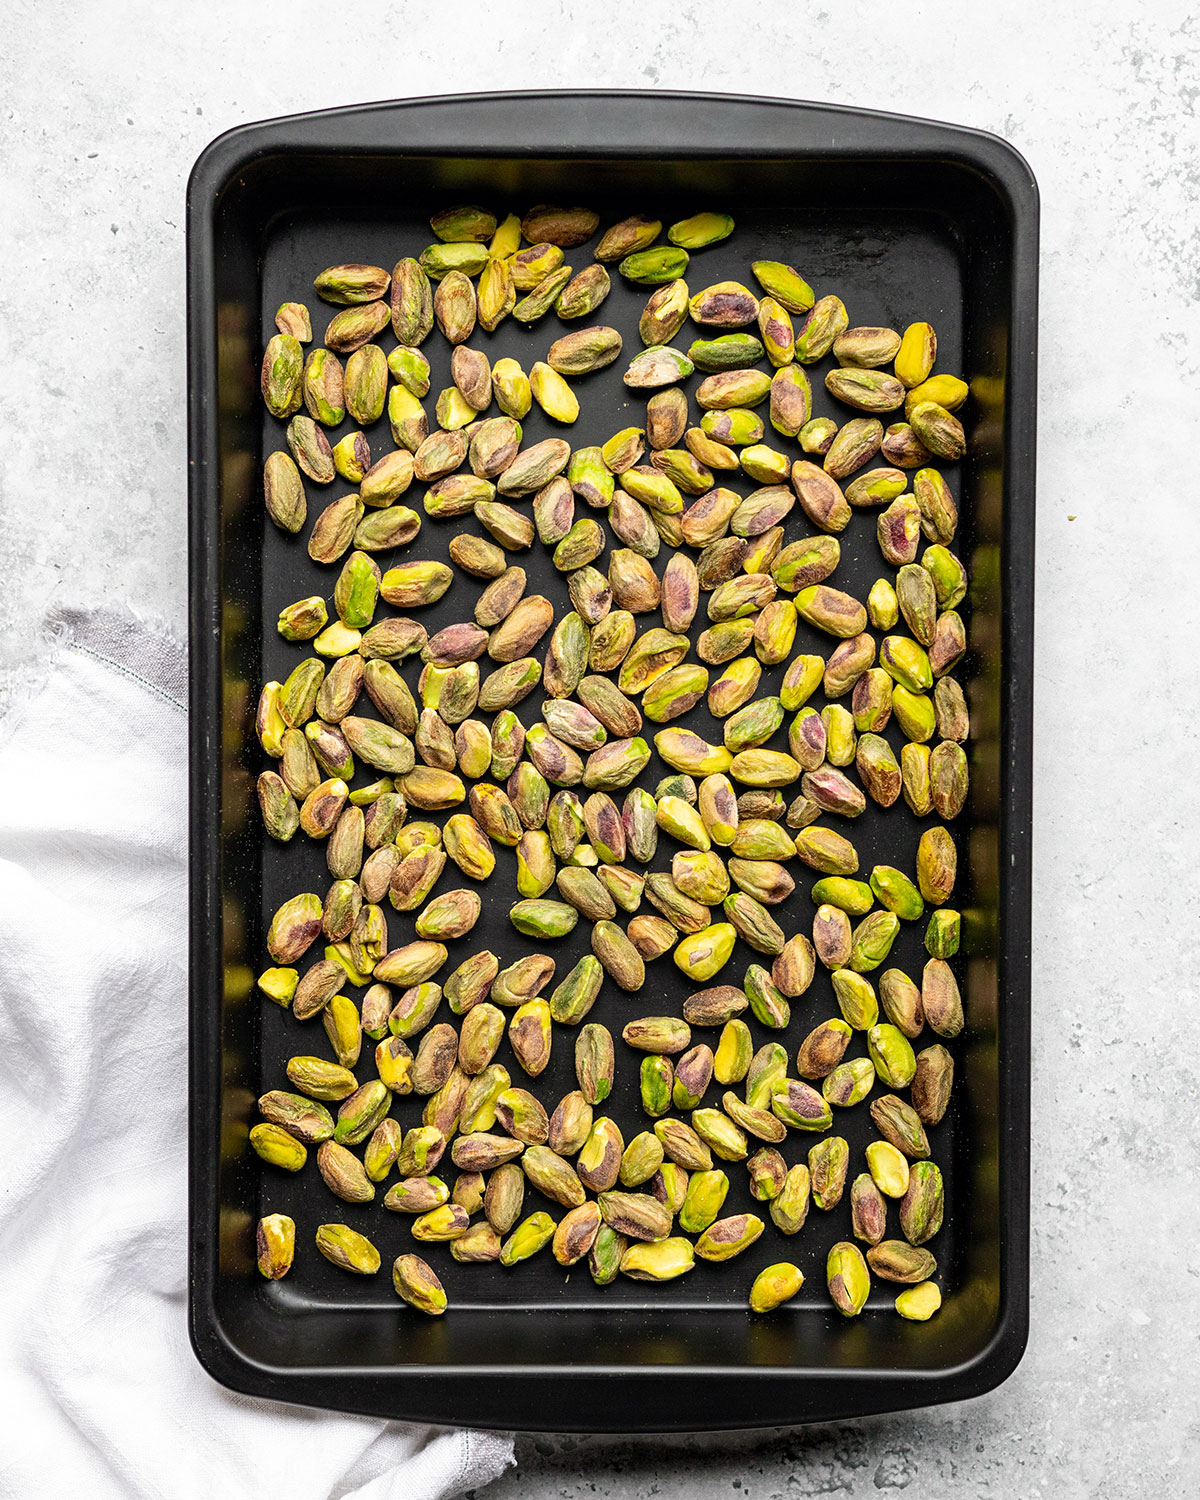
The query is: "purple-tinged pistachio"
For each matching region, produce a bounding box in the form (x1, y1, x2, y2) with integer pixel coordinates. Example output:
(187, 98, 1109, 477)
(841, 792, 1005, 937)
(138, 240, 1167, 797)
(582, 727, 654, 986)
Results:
(868, 1240, 937, 1285)
(855, 733, 902, 808)
(388, 257, 433, 344)
(831, 968, 878, 1030)
(521, 204, 599, 246)
(830, 324, 900, 368)
(765, 363, 810, 439)
(797, 1017, 853, 1080)
(262, 452, 306, 535)
(512, 265, 574, 325)
(276, 302, 311, 341)
(869, 1094, 930, 1161)
(618, 1131, 664, 1190)
(667, 1043, 713, 1112)
(824, 418, 883, 482)
(551, 1201, 602, 1267)
(847, 1173, 888, 1247)
(689, 279, 759, 327)
(386, 385, 428, 453)
(741, 528, 783, 578)
(925, 907, 960, 960)
(909, 401, 965, 461)
(899, 1160, 944, 1245)
(484, 594, 553, 666)
(771, 933, 816, 1000)
(929, 611, 966, 677)
(730, 487, 795, 543)
(317, 1140, 375, 1203)
(768, 1081, 832, 1133)
(624, 915, 672, 964)
(475, 499, 535, 552)
(790, 460, 851, 534)
(808, 1135, 850, 1211)
(911, 469, 959, 550)
(552, 262, 609, 320)
(846, 906, 900, 978)
(826, 366, 905, 413)
(261, 333, 304, 418)
(770, 541, 838, 602)
(288, 415, 337, 488)
(392, 1251, 447, 1314)
(648, 410, 693, 473)
(544, 1090, 593, 1158)
(510, 242, 565, 291)
(880, 418, 933, 469)
(317, 1224, 381, 1277)
(623, 343, 695, 390)
(813, 903, 853, 969)
(679, 490, 740, 555)
(911, 1044, 955, 1129)
(817, 1056, 872, 1110)
(696, 369, 773, 412)
(301, 347, 345, 428)
(694, 1212, 764, 1263)
(849, 669, 891, 735)
(256, 1214, 296, 1280)
(741, 963, 788, 1028)
(267, 893, 324, 966)
(921, 956, 964, 1038)
(826, 1240, 870, 1317)
(767, 1164, 810, 1236)
(922, 545, 968, 611)
(757, 294, 795, 367)
(930, 739, 968, 819)
(874, 966, 924, 1039)
(595, 213, 661, 262)
(407, 1022, 457, 1095)
(305, 1217, 378, 1278)
(324, 300, 390, 354)
(794, 294, 848, 362)
(688, 333, 765, 375)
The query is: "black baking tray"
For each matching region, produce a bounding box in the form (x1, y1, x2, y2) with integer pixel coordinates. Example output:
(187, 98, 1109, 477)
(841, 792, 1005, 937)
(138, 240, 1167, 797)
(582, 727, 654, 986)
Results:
(187, 91, 1037, 1431)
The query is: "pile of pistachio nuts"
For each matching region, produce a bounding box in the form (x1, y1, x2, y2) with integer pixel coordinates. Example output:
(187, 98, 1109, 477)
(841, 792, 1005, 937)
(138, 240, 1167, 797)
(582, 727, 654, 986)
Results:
(252, 202, 968, 1324)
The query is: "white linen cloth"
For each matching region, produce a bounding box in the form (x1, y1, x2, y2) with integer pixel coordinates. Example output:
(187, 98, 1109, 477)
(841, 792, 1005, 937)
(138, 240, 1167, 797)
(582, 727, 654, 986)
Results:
(0, 606, 514, 1500)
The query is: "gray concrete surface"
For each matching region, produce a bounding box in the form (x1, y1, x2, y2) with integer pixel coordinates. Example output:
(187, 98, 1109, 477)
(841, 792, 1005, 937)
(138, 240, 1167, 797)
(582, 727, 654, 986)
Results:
(4, 1, 1198, 1494)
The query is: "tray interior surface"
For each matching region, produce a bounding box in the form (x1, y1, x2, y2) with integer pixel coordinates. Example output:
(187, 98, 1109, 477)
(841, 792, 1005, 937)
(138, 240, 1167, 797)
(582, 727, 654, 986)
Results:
(195, 110, 1026, 1424)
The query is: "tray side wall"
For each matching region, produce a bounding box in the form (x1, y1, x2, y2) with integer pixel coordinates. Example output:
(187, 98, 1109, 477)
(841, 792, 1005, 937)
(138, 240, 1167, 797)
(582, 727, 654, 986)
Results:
(187, 92, 1036, 1431)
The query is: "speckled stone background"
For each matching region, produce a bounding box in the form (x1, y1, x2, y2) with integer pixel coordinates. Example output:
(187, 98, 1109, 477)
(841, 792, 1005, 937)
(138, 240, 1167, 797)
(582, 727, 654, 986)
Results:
(4, 1, 1197, 1495)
